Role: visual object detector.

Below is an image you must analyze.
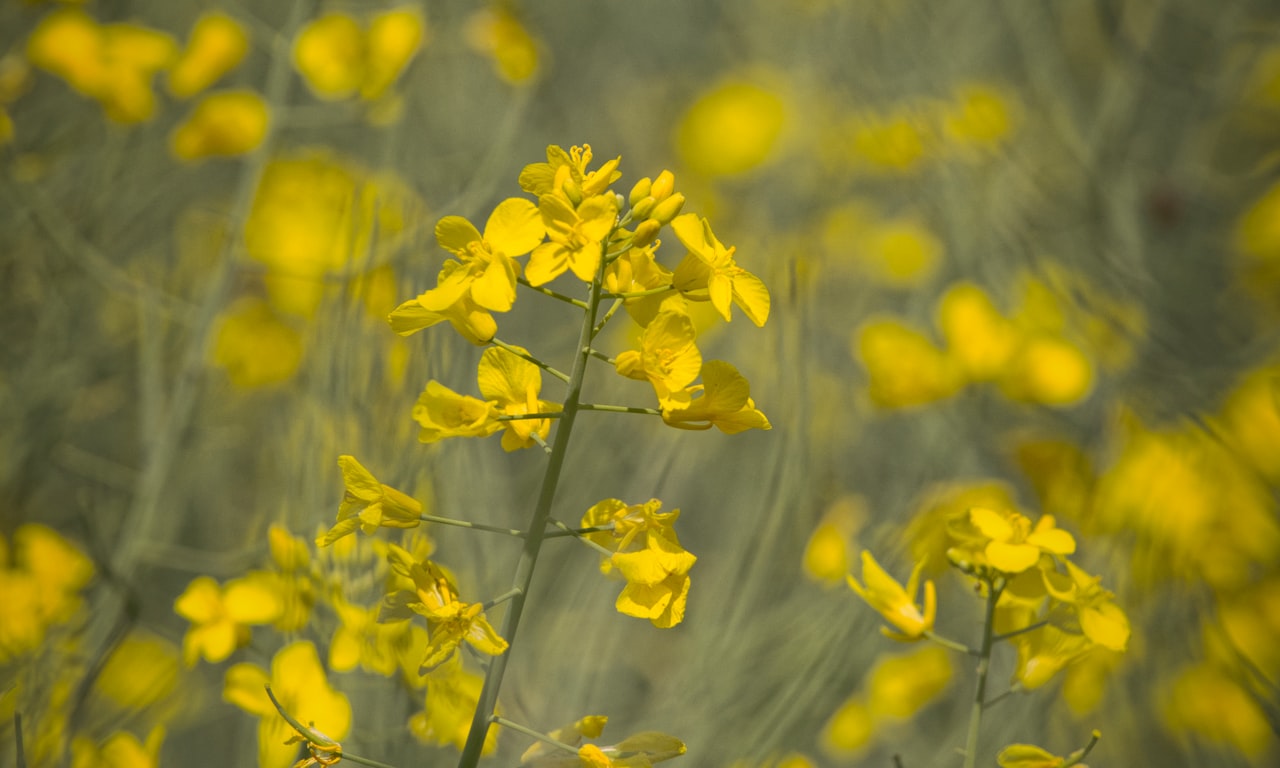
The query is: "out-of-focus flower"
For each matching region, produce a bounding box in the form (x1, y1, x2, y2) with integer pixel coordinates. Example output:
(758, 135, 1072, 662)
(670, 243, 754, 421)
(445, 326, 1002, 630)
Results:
(170, 90, 268, 161)
(174, 573, 284, 665)
(941, 85, 1017, 150)
(822, 695, 874, 756)
(865, 644, 952, 719)
(855, 317, 961, 408)
(1163, 663, 1273, 758)
(802, 495, 865, 586)
(210, 297, 303, 388)
(224, 641, 351, 768)
(847, 551, 935, 641)
(678, 80, 786, 176)
(999, 334, 1095, 406)
(71, 727, 165, 768)
(465, 5, 540, 84)
(409, 655, 497, 754)
(90, 631, 179, 714)
(847, 108, 930, 173)
(293, 7, 425, 102)
(168, 12, 248, 98)
(1009, 623, 1091, 689)
(937, 282, 1019, 382)
(27, 9, 177, 123)
(955, 507, 1076, 575)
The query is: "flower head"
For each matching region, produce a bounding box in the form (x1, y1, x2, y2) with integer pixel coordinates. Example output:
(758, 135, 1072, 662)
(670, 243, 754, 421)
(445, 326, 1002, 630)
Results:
(671, 213, 770, 326)
(411, 380, 501, 443)
(583, 499, 696, 628)
(428, 198, 545, 312)
(317, 455, 422, 546)
(660, 360, 771, 434)
(526, 193, 618, 285)
(955, 507, 1076, 575)
(847, 551, 936, 641)
(519, 144, 621, 200)
(174, 574, 285, 665)
(478, 346, 560, 450)
(614, 308, 702, 411)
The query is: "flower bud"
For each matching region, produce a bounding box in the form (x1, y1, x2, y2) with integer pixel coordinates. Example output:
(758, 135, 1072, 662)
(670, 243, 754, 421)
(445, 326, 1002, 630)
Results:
(650, 170, 675, 201)
(628, 176, 652, 207)
(632, 219, 661, 248)
(632, 195, 656, 220)
(649, 192, 685, 225)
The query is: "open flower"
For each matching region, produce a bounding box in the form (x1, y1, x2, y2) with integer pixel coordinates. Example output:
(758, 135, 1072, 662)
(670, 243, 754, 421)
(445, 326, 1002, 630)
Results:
(317, 455, 422, 546)
(847, 551, 936, 641)
(962, 507, 1076, 575)
(660, 360, 771, 434)
(519, 144, 621, 200)
(382, 546, 507, 671)
(526, 193, 618, 285)
(411, 380, 501, 443)
(478, 346, 560, 450)
(582, 499, 696, 628)
(389, 262, 499, 344)
(614, 308, 702, 410)
(1044, 560, 1130, 652)
(670, 213, 770, 326)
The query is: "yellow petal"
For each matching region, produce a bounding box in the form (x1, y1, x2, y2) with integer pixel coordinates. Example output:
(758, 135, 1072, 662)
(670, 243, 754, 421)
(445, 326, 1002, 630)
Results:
(484, 197, 544, 256)
(731, 269, 771, 327)
(223, 575, 286, 624)
(222, 662, 273, 716)
(985, 541, 1041, 573)
(969, 507, 1014, 541)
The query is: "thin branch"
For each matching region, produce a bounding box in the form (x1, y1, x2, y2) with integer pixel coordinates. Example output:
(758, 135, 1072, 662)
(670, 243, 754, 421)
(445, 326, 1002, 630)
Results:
(601, 284, 675, 300)
(516, 277, 589, 309)
(549, 518, 613, 557)
(544, 522, 614, 539)
(992, 620, 1049, 643)
(578, 403, 662, 417)
(586, 347, 615, 365)
(491, 338, 571, 383)
(591, 298, 623, 338)
(482, 588, 522, 611)
(419, 515, 524, 538)
(489, 716, 579, 755)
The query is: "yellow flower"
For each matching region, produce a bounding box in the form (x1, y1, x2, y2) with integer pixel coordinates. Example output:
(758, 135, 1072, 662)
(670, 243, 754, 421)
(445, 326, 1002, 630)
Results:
(27, 9, 177, 123)
(1044, 560, 1130, 652)
(173, 574, 284, 665)
(521, 715, 609, 765)
(71, 727, 164, 768)
(383, 547, 507, 671)
(211, 296, 303, 388)
(293, 8, 425, 101)
(519, 144, 621, 200)
(569, 733, 686, 768)
(660, 360, 771, 434)
(317, 455, 423, 546)
(478, 346, 560, 451)
(961, 507, 1076, 575)
(942, 85, 1016, 150)
(822, 695, 874, 755)
(170, 90, 269, 161)
(526, 193, 618, 285)
(671, 213, 770, 326)
(465, 5, 539, 83)
(1009, 623, 1090, 689)
(1163, 664, 1273, 757)
(389, 262, 501, 344)
(847, 551, 936, 641)
(677, 80, 785, 177)
(168, 12, 248, 98)
(937, 282, 1019, 381)
(224, 641, 351, 768)
(856, 317, 962, 408)
(437, 199, 544, 309)
(614, 308, 702, 411)
(329, 598, 411, 676)
(602, 245, 678, 328)
(999, 335, 1095, 406)
(91, 631, 179, 713)
(582, 499, 697, 629)
(409, 655, 498, 754)
(411, 380, 501, 443)
(996, 743, 1066, 768)
(866, 644, 953, 719)
(802, 496, 865, 586)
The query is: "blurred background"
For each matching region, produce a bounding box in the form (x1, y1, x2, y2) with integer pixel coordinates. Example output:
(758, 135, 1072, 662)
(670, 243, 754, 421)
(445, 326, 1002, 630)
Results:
(2, 0, 1279, 766)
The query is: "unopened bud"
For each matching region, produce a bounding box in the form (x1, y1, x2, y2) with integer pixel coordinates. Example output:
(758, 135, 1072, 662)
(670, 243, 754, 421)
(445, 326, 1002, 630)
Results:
(561, 177, 583, 206)
(628, 177, 652, 207)
(632, 219, 662, 248)
(650, 170, 675, 201)
(649, 192, 685, 224)
(632, 195, 657, 220)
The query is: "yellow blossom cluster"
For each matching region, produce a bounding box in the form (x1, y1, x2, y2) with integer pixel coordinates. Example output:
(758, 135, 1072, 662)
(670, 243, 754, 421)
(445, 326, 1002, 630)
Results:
(292, 7, 425, 107)
(856, 269, 1142, 409)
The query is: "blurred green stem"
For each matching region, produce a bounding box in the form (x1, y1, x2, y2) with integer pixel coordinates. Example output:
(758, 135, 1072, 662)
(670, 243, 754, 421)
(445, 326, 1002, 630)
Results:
(962, 578, 1003, 768)
(455, 234, 612, 768)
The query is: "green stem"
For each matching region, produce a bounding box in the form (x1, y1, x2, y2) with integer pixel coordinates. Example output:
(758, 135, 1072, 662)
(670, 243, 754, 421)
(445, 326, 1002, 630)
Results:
(992, 620, 1048, 643)
(516, 278, 589, 309)
(601, 284, 675, 300)
(586, 347, 615, 365)
(962, 578, 1003, 768)
(544, 522, 614, 538)
(489, 716, 579, 755)
(592, 298, 623, 338)
(549, 518, 613, 556)
(578, 403, 663, 417)
(419, 515, 524, 538)
(456, 229, 612, 768)
(1063, 731, 1101, 767)
(923, 630, 978, 656)
(482, 587, 522, 611)
(492, 337, 571, 383)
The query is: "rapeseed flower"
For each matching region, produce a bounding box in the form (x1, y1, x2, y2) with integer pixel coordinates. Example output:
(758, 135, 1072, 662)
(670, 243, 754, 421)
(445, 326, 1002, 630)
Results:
(478, 346, 559, 451)
(520, 144, 621, 200)
(582, 499, 696, 629)
(956, 507, 1076, 575)
(174, 574, 284, 665)
(614, 308, 702, 410)
(527, 193, 618, 284)
(409, 654, 497, 753)
(660, 360, 771, 433)
(168, 12, 248, 98)
(293, 8, 425, 102)
(847, 551, 935, 641)
(671, 214, 770, 326)
(465, 5, 540, 84)
(169, 90, 269, 161)
(318, 455, 423, 546)
(411, 380, 501, 443)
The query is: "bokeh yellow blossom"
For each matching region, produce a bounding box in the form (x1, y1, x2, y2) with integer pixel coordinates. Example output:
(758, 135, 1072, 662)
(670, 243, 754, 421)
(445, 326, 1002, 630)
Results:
(174, 573, 284, 665)
(210, 297, 303, 388)
(465, 5, 540, 84)
(169, 90, 268, 161)
(678, 81, 786, 176)
(168, 12, 248, 98)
